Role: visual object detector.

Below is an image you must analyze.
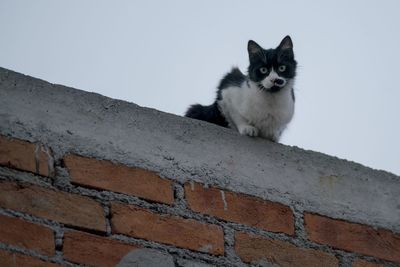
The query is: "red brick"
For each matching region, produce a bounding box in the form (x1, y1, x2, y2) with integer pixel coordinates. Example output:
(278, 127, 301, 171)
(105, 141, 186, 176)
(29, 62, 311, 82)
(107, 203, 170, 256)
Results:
(0, 181, 106, 232)
(305, 213, 400, 264)
(64, 154, 174, 204)
(0, 250, 60, 267)
(235, 232, 338, 267)
(111, 202, 224, 255)
(0, 215, 55, 256)
(63, 230, 138, 267)
(0, 135, 53, 177)
(184, 182, 294, 235)
(352, 259, 386, 267)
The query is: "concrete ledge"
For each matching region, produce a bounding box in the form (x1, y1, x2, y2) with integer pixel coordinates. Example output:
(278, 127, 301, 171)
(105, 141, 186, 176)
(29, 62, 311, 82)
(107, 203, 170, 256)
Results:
(0, 67, 399, 233)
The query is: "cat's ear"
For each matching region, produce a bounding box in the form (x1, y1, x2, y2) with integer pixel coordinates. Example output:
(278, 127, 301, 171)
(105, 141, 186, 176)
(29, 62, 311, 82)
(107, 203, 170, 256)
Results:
(278, 35, 293, 50)
(277, 36, 294, 60)
(248, 40, 265, 62)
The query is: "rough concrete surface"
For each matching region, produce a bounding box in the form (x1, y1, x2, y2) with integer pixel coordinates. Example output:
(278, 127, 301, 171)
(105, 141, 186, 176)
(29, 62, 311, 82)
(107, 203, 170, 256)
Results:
(117, 248, 175, 267)
(0, 67, 399, 234)
(176, 258, 216, 267)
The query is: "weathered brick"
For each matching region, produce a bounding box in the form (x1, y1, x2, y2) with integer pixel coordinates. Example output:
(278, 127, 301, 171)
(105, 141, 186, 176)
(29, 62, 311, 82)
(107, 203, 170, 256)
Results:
(0, 250, 60, 267)
(304, 213, 400, 264)
(235, 232, 338, 267)
(0, 135, 53, 177)
(352, 259, 386, 267)
(184, 182, 294, 235)
(111, 202, 224, 255)
(0, 215, 55, 256)
(0, 181, 106, 232)
(64, 154, 174, 204)
(63, 230, 138, 267)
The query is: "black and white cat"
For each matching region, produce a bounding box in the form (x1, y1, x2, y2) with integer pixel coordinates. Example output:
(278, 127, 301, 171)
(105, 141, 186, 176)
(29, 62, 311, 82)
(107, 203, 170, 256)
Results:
(185, 36, 297, 142)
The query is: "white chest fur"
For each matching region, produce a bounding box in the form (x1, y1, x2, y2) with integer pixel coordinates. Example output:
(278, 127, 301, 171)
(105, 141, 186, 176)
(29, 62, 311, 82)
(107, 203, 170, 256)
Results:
(218, 80, 295, 141)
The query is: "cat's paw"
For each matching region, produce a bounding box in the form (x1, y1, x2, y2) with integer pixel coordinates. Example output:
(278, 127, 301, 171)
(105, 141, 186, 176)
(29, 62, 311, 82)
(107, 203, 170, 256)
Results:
(238, 125, 259, 137)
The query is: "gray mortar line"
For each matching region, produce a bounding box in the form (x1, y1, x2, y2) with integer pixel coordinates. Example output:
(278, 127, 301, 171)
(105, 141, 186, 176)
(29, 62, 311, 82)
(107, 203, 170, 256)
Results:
(337, 253, 354, 267)
(54, 227, 66, 263)
(52, 166, 73, 190)
(103, 202, 112, 236)
(172, 182, 187, 210)
(222, 226, 246, 266)
(291, 203, 307, 241)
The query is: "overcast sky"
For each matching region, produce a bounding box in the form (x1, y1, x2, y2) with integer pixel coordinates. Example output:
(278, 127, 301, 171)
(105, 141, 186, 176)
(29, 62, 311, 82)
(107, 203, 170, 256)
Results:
(1, 0, 399, 175)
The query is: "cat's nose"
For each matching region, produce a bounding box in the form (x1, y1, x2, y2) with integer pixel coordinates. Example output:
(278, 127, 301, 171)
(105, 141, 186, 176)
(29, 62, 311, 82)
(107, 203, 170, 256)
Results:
(273, 78, 285, 86)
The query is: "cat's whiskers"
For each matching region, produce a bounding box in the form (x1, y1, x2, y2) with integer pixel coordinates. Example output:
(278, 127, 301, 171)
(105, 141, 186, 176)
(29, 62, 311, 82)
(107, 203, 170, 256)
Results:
(258, 83, 267, 91)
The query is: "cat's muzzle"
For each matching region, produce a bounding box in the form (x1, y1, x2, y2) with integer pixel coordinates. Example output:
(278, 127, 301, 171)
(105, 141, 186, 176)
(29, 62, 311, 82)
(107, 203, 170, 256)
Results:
(273, 78, 286, 87)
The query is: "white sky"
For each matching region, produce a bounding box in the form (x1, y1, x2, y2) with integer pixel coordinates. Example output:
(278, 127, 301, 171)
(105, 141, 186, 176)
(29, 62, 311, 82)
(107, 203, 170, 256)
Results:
(1, 0, 399, 175)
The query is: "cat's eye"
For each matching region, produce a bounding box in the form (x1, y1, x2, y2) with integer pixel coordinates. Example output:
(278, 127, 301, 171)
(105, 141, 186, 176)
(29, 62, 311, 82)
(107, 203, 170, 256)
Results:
(278, 65, 286, 72)
(259, 67, 268, 74)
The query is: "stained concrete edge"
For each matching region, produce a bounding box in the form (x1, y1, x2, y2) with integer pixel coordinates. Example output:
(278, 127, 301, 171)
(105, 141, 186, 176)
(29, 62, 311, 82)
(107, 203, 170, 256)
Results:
(0, 67, 399, 233)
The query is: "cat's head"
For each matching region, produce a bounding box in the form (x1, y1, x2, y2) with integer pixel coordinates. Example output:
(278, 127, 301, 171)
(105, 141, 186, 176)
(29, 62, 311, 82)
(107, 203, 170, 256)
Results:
(247, 36, 297, 93)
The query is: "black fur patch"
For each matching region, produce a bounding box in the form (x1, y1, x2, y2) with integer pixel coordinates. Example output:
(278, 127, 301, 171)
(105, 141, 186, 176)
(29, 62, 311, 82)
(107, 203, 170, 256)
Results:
(217, 67, 246, 100)
(185, 102, 228, 127)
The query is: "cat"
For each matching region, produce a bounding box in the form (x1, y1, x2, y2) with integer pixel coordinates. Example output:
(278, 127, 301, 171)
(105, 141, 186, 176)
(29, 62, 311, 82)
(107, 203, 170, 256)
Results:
(185, 36, 297, 142)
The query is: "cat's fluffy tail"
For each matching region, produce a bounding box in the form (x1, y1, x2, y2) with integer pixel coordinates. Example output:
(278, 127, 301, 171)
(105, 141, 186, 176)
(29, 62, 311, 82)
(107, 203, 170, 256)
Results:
(185, 102, 228, 127)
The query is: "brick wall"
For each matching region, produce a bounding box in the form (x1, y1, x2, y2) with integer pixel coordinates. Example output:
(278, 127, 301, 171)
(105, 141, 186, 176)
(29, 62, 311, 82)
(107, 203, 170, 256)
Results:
(0, 135, 399, 267)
